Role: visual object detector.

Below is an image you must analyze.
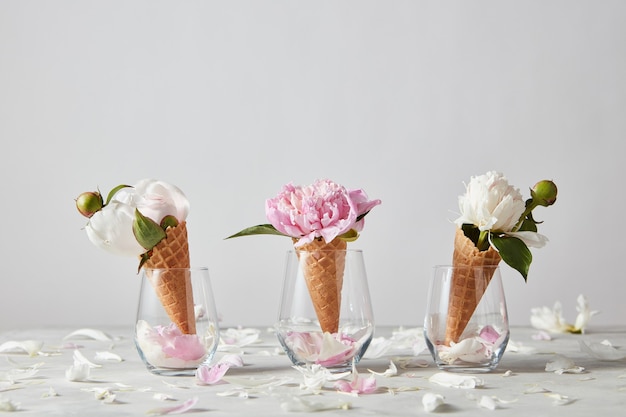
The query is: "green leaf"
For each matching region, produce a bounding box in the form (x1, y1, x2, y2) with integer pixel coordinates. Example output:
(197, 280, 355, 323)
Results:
(105, 184, 132, 205)
(518, 217, 538, 232)
(225, 224, 289, 239)
(491, 235, 532, 281)
(338, 229, 359, 242)
(133, 209, 166, 250)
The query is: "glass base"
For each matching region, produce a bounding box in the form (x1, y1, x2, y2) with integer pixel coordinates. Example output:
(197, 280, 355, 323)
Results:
(276, 325, 373, 372)
(425, 331, 509, 373)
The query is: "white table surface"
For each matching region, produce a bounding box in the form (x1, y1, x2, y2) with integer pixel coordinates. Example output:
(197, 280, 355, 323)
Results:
(1, 325, 625, 416)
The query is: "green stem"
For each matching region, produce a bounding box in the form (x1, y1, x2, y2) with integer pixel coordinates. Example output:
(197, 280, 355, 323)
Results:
(512, 199, 539, 232)
(476, 230, 490, 251)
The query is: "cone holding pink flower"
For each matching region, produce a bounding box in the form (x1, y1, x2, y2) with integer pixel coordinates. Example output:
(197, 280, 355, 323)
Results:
(445, 228, 501, 345)
(143, 221, 196, 335)
(295, 237, 347, 334)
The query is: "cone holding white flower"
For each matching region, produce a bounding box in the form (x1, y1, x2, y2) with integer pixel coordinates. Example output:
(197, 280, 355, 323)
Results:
(76, 179, 195, 334)
(227, 179, 380, 335)
(446, 172, 557, 345)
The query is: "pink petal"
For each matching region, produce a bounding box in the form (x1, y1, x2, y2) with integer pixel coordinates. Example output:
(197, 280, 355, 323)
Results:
(196, 363, 230, 385)
(358, 376, 378, 394)
(147, 396, 198, 415)
(479, 325, 500, 344)
(219, 354, 244, 367)
(161, 334, 206, 361)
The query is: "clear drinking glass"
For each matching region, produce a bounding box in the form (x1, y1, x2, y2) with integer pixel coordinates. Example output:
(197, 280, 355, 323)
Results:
(275, 249, 374, 372)
(424, 265, 509, 372)
(135, 267, 220, 376)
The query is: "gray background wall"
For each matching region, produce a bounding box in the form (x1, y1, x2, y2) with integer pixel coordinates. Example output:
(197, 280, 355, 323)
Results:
(1, 1, 623, 331)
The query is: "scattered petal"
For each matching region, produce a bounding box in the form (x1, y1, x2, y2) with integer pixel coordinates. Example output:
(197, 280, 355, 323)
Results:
(64, 328, 114, 341)
(523, 385, 551, 394)
(532, 331, 552, 341)
(73, 349, 102, 368)
(42, 387, 59, 398)
(293, 364, 349, 393)
(478, 395, 497, 410)
(222, 376, 293, 389)
(545, 392, 574, 406)
(82, 387, 117, 403)
(422, 392, 444, 412)
(0, 363, 42, 382)
(579, 340, 626, 361)
(216, 389, 249, 398)
(0, 340, 44, 357)
(428, 372, 484, 389)
(153, 393, 176, 401)
(506, 340, 538, 354)
(161, 380, 191, 390)
(281, 396, 351, 412)
(146, 397, 198, 415)
(334, 363, 377, 395)
(502, 370, 514, 377)
(387, 386, 421, 395)
(368, 360, 397, 377)
(218, 354, 244, 367)
(545, 355, 585, 374)
(219, 328, 260, 349)
(65, 362, 90, 382)
(395, 357, 429, 369)
(94, 351, 124, 362)
(196, 363, 230, 386)
(0, 396, 20, 411)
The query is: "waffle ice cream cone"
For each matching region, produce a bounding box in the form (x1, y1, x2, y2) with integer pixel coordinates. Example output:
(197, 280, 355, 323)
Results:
(445, 228, 501, 345)
(144, 221, 196, 334)
(295, 237, 347, 334)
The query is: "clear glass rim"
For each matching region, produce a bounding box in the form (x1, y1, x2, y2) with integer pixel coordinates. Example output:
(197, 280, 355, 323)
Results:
(288, 249, 363, 254)
(432, 264, 499, 270)
(141, 266, 209, 272)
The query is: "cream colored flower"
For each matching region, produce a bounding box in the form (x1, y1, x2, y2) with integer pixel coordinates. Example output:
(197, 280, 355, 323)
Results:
(455, 171, 525, 233)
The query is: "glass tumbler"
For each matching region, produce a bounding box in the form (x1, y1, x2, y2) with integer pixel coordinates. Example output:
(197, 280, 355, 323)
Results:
(424, 265, 509, 372)
(135, 267, 220, 376)
(275, 249, 374, 372)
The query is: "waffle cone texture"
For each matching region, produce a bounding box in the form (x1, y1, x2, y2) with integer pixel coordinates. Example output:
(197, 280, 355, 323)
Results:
(294, 237, 347, 334)
(144, 221, 196, 334)
(445, 228, 501, 345)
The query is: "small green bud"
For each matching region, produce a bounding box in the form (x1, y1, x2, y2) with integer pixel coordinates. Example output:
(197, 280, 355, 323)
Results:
(531, 180, 558, 207)
(160, 215, 179, 230)
(76, 191, 103, 218)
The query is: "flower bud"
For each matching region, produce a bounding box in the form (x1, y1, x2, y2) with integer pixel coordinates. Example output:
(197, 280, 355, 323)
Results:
(76, 191, 104, 218)
(530, 180, 558, 207)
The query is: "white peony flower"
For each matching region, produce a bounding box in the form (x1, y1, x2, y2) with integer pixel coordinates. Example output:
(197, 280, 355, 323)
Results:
(455, 171, 525, 233)
(115, 179, 189, 224)
(530, 301, 572, 333)
(530, 295, 598, 334)
(83, 179, 189, 257)
(85, 200, 145, 257)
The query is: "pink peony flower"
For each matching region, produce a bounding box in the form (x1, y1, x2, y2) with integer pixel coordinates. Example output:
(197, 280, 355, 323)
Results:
(265, 179, 380, 246)
(153, 324, 206, 361)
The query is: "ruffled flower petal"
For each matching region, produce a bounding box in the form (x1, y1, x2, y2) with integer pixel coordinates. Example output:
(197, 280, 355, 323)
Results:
(422, 393, 445, 412)
(195, 363, 230, 386)
(146, 397, 198, 415)
(429, 372, 484, 389)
